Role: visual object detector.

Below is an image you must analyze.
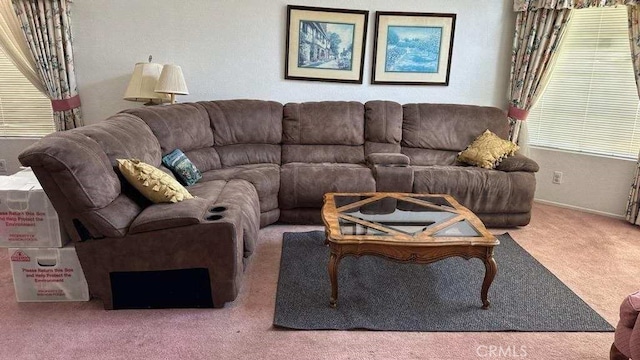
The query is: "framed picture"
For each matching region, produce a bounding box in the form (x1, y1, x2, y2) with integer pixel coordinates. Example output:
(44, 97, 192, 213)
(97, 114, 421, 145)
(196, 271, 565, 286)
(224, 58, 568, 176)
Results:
(372, 12, 456, 85)
(285, 5, 369, 84)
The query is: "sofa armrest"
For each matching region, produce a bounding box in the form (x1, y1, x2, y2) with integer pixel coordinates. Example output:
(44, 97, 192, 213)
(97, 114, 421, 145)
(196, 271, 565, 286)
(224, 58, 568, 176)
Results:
(129, 197, 214, 234)
(366, 153, 413, 193)
(615, 291, 640, 359)
(366, 153, 410, 167)
(495, 154, 539, 172)
(619, 291, 640, 328)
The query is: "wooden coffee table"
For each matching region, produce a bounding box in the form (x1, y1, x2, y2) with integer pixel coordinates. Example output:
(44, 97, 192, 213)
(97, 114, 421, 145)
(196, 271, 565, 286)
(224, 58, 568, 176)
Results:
(321, 192, 499, 309)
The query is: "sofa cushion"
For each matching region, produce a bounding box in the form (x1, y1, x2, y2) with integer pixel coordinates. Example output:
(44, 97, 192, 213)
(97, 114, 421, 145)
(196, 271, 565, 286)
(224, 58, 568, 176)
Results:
(283, 101, 364, 145)
(183, 147, 222, 172)
(162, 149, 202, 186)
(129, 196, 211, 234)
(402, 148, 458, 166)
(20, 132, 122, 211)
(365, 101, 403, 144)
(365, 142, 401, 156)
(402, 103, 509, 151)
(87, 194, 147, 237)
(279, 163, 375, 209)
(201, 164, 280, 213)
(366, 153, 410, 166)
(412, 165, 535, 214)
(282, 144, 364, 164)
(457, 130, 519, 169)
(76, 113, 163, 168)
(124, 103, 213, 155)
(215, 144, 281, 167)
(117, 159, 193, 203)
(200, 100, 283, 146)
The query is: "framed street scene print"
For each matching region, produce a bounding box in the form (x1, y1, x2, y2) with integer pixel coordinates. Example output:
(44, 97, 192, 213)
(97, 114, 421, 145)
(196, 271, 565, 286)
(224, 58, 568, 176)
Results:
(285, 5, 369, 83)
(372, 11, 456, 85)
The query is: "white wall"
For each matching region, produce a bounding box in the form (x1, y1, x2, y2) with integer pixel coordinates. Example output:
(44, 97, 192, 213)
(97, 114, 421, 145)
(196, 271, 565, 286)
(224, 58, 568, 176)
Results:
(71, 0, 514, 123)
(529, 148, 637, 217)
(5, 0, 635, 218)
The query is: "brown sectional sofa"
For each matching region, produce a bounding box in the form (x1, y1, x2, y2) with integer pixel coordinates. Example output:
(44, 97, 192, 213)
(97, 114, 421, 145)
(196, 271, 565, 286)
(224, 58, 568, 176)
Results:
(18, 99, 539, 309)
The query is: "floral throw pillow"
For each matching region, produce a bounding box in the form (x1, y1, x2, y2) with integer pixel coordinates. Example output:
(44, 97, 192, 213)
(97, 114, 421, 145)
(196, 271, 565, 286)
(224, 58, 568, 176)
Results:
(457, 130, 519, 169)
(161, 149, 202, 186)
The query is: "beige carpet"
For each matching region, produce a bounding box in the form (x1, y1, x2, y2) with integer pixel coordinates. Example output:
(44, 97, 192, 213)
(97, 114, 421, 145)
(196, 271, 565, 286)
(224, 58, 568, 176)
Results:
(0, 202, 638, 360)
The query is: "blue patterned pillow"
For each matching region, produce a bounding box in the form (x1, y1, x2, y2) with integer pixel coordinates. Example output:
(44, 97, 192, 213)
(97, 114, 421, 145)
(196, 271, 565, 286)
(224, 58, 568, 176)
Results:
(162, 149, 202, 186)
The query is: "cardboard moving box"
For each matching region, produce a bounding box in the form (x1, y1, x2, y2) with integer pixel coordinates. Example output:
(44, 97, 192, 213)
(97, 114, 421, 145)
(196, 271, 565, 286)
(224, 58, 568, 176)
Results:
(10, 244, 89, 302)
(0, 168, 67, 247)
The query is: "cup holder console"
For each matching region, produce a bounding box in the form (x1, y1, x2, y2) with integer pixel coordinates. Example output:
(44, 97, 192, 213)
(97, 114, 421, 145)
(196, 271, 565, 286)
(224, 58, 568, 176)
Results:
(204, 206, 226, 221)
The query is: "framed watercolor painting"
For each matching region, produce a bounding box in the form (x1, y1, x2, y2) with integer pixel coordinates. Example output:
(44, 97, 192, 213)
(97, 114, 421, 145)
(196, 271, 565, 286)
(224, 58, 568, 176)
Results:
(285, 5, 369, 84)
(372, 11, 456, 85)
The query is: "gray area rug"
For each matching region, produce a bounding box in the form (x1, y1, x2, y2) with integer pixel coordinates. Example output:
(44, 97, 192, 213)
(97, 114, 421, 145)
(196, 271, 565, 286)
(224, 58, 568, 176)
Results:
(273, 231, 614, 332)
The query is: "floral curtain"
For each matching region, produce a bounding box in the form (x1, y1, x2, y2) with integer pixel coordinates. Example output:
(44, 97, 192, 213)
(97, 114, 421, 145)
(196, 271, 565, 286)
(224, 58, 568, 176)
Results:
(515, 0, 636, 11)
(628, 162, 640, 225)
(12, 0, 83, 131)
(508, 7, 571, 152)
(625, 5, 640, 225)
(0, 0, 44, 93)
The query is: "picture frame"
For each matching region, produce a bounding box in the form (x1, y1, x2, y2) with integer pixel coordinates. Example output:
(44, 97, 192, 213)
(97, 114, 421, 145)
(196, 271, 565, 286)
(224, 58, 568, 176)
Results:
(285, 5, 369, 84)
(372, 11, 456, 85)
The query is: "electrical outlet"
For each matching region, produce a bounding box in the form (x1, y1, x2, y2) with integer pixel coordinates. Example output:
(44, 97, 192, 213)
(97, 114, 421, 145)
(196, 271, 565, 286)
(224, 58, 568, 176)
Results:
(552, 171, 563, 184)
(0, 159, 7, 176)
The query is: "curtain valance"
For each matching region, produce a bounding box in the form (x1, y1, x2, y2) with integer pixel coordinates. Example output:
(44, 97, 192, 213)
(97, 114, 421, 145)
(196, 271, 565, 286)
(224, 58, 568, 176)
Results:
(514, 0, 637, 11)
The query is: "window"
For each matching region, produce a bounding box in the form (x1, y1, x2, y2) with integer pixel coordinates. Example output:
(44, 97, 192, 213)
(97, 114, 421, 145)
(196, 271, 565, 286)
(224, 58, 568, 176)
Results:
(528, 6, 640, 159)
(0, 46, 54, 137)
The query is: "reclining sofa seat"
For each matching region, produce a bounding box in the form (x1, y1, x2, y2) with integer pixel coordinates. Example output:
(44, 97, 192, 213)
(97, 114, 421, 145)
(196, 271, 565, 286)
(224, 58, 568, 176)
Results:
(18, 99, 539, 309)
(278, 101, 376, 223)
(401, 103, 537, 226)
(123, 102, 262, 252)
(18, 105, 262, 309)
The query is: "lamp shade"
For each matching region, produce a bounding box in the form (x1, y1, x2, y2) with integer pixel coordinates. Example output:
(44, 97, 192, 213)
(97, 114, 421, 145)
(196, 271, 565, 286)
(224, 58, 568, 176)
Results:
(123, 62, 170, 103)
(155, 64, 189, 95)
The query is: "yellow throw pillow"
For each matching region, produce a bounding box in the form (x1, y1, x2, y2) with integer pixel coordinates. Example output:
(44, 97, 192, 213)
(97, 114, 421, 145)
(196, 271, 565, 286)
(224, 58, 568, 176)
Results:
(457, 130, 519, 169)
(117, 159, 194, 203)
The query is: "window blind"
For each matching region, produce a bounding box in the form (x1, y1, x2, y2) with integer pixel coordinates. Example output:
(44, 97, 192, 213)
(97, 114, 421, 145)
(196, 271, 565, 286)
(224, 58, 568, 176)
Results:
(0, 46, 54, 137)
(528, 6, 640, 159)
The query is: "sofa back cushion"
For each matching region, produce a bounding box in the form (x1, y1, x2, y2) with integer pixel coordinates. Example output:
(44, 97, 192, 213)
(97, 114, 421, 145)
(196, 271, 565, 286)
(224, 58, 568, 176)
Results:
(282, 101, 365, 163)
(199, 100, 282, 167)
(402, 103, 509, 150)
(364, 101, 403, 155)
(401, 103, 509, 166)
(19, 115, 161, 239)
(125, 103, 222, 172)
(200, 100, 283, 146)
(76, 113, 162, 166)
(124, 103, 213, 155)
(215, 144, 281, 167)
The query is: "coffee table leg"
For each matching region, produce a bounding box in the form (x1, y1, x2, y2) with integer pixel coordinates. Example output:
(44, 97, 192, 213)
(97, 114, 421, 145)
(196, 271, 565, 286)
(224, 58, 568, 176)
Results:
(328, 252, 340, 308)
(481, 248, 497, 309)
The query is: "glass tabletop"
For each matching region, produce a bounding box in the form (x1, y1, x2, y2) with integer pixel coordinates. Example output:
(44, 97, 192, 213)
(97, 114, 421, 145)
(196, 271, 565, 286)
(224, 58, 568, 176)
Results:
(334, 194, 482, 237)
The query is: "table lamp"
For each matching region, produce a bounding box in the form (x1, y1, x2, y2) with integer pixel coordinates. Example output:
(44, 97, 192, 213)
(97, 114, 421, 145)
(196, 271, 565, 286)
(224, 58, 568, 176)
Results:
(154, 64, 189, 104)
(123, 57, 170, 105)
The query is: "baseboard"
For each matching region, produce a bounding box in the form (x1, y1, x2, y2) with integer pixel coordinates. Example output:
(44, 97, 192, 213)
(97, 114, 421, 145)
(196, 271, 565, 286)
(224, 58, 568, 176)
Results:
(534, 199, 625, 220)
